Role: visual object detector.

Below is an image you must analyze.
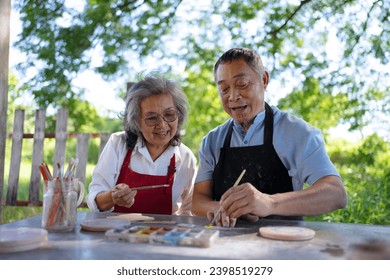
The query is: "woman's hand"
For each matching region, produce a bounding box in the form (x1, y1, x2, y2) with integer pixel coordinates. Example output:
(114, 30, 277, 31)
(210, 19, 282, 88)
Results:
(111, 183, 137, 208)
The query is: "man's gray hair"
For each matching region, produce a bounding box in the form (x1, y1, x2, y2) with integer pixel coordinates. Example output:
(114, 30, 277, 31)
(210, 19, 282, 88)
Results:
(214, 48, 265, 80)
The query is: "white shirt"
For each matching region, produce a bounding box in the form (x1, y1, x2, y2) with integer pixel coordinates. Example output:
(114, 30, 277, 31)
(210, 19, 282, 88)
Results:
(86, 131, 197, 215)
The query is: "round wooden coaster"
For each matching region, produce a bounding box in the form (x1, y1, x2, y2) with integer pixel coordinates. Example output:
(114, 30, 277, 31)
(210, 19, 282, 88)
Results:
(80, 218, 131, 232)
(0, 227, 48, 253)
(259, 226, 315, 241)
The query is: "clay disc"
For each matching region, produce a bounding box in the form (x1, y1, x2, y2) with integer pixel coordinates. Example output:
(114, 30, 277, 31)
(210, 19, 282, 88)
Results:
(107, 213, 155, 221)
(0, 227, 48, 253)
(259, 226, 315, 241)
(80, 218, 131, 232)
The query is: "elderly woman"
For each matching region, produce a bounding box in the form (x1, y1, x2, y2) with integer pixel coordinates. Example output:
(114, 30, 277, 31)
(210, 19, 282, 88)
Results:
(87, 73, 197, 215)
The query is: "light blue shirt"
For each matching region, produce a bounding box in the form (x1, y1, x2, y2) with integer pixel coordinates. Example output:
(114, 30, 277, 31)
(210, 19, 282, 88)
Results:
(195, 105, 340, 191)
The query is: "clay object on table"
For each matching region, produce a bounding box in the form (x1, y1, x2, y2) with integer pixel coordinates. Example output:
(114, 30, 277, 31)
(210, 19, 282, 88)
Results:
(259, 226, 315, 241)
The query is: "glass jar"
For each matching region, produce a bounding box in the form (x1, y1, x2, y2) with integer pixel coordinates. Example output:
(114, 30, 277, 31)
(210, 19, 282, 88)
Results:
(42, 180, 78, 232)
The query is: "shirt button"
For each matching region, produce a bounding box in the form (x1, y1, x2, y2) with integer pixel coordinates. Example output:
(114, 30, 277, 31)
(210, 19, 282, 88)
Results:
(244, 140, 248, 144)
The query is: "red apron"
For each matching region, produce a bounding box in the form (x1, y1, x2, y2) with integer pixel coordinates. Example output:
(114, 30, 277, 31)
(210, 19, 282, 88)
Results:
(113, 149, 175, 214)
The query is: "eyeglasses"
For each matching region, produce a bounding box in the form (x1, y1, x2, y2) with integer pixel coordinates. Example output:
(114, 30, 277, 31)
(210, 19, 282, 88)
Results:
(142, 109, 178, 127)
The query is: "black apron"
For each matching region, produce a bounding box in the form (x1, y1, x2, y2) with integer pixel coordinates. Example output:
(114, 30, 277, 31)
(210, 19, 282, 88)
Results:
(212, 102, 302, 220)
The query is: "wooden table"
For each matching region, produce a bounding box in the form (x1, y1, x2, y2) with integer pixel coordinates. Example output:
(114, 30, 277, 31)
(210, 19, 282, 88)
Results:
(1, 211, 389, 260)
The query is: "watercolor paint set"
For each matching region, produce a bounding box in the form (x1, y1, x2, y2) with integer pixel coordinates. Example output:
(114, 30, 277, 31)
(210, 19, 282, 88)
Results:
(105, 225, 219, 248)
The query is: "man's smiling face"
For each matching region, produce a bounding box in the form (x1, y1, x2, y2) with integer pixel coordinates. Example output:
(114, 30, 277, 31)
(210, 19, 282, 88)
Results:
(215, 58, 268, 128)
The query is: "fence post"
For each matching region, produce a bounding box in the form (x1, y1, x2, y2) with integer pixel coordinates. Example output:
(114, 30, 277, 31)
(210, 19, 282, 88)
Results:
(76, 133, 90, 186)
(0, 0, 12, 223)
(99, 133, 111, 157)
(28, 109, 46, 205)
(53, 109, 68, 175)
(6, 109, 24, 205)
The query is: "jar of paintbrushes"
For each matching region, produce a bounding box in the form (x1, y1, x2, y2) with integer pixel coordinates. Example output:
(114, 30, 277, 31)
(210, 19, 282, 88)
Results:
(40, 159, 84, 232)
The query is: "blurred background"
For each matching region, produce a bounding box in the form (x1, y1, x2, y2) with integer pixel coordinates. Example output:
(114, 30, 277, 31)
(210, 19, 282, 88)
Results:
(2, 0, 389, 224)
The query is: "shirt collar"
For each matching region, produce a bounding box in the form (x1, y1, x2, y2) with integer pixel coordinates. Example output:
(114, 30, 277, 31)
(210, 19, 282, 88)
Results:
(232, 109, 266, 133)
(133, 138, 182, 163)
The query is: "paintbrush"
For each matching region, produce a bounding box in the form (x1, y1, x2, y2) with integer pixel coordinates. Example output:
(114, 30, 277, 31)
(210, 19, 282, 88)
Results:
(209, 169, 246, 226)
(132, 184, 170, 191)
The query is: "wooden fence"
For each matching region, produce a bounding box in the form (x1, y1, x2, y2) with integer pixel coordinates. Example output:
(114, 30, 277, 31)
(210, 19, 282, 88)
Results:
(3, 108, 111, 207)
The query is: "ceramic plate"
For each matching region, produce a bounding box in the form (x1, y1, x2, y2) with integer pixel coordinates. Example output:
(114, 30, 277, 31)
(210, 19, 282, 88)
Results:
(0, 227, 48, 253)
(259, 226, 315, 241)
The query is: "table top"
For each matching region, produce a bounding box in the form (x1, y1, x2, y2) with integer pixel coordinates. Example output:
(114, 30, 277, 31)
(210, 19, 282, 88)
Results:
(1, 211, 389, 260)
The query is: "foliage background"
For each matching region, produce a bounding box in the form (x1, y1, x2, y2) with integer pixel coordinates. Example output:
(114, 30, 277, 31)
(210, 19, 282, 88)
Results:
(4, 0, 390, 224)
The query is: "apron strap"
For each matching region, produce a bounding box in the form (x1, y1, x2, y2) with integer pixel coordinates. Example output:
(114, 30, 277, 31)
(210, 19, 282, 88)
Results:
(264, 102, 274, 147)
(166, 154, 176, 187)
(223, 123, 234, 148)
(118, 149, 132, 178)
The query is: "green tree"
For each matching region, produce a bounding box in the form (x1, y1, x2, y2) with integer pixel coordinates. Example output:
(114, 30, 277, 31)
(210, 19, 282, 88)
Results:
(307, 134, 390, 224)
(14, 0, 183, 130)
(181, 0, 389, 138)
(277, 77, 364, 134)
(7, 72, 38, 133)
(13, 0, 389, 140)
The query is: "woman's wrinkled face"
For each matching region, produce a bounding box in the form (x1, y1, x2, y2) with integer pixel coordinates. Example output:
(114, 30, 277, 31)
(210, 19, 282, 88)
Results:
(139, 93, 178, 152)
(215, 58, 268, 127)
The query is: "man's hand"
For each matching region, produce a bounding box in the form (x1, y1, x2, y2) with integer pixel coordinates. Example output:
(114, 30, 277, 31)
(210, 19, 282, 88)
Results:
(207, 208, 237, 227)
(220, 182, 272, 219)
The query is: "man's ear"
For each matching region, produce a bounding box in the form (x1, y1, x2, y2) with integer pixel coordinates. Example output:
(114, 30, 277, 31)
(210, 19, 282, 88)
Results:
(263, 71, 270, 89)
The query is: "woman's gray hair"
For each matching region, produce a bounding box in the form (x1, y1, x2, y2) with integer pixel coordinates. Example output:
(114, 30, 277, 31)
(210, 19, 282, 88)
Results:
(123, 73, 189, 149)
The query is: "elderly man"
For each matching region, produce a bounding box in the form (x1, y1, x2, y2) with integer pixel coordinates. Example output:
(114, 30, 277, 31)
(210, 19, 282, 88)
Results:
(192, 48, 347, 227)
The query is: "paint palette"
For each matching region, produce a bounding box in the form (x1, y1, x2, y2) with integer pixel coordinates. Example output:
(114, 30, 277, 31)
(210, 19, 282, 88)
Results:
(105, 225, 219, 248)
